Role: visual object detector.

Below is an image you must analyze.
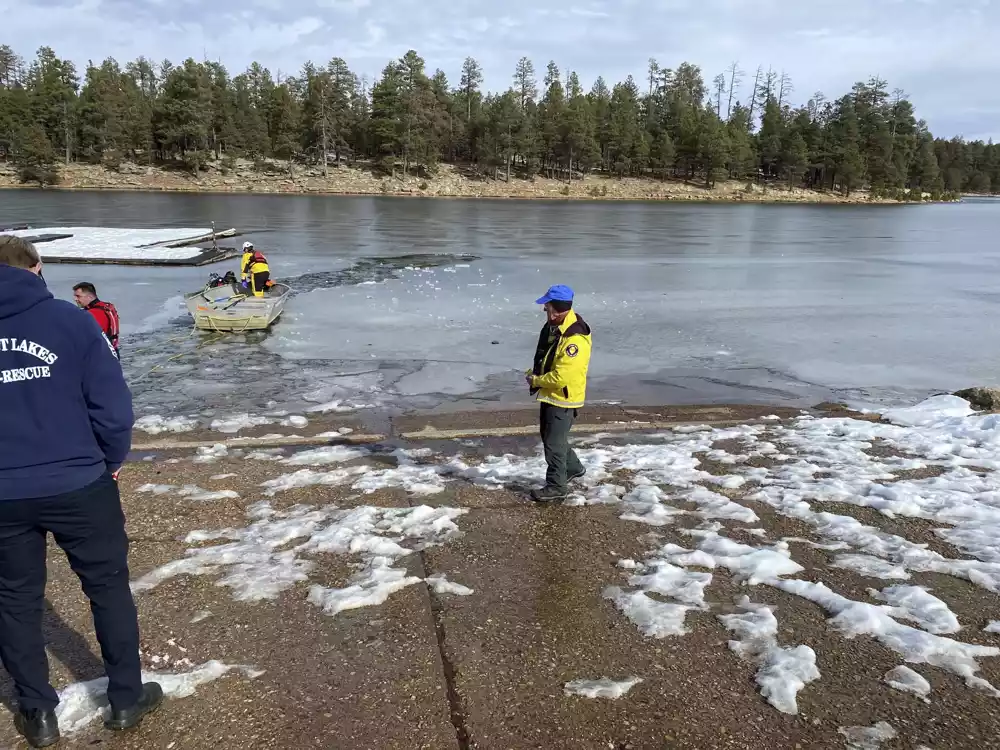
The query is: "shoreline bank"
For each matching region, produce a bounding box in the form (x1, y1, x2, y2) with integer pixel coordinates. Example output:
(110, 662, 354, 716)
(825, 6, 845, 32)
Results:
(0, 161, 934, 205)
(128, 401, 860, 455)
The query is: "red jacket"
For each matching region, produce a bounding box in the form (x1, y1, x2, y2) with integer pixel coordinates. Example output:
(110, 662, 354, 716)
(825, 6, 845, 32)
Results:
(85, 300, 120, 352)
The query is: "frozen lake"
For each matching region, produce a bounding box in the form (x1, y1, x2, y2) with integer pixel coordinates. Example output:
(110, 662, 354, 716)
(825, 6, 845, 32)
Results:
(2, 190, 998, 420)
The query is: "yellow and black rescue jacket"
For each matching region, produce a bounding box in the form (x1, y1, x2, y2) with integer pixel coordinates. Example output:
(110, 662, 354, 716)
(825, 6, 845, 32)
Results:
(241, 250, 270, 280)
(529, 310, 592, 409)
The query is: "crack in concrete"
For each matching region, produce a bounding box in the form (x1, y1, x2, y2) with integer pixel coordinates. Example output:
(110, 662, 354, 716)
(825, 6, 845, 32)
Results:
(404, 489, 473, 750)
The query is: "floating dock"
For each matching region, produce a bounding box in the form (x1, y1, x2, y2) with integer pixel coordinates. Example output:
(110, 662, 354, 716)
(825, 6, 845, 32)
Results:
(136, 227, 241, 249)
(42, 246, 240, 266)
(2, 226, 244, 266)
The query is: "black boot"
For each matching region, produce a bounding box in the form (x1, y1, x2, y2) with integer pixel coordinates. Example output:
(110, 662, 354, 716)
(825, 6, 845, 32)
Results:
(530, 485, 568, 503)
(568, 468, 586, 482)
(104, 682, 164, 731)
(14, 708, 60, 748)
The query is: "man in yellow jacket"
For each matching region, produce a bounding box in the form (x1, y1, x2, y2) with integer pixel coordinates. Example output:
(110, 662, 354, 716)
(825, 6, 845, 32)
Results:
(239, 242, 271, 297)
(525, 284, 592, 503)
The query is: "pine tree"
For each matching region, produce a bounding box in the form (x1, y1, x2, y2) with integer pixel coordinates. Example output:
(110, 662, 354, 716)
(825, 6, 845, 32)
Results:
(155, 58, 211, 169)
(14, 121, 58, 185)
(0, 40, 994, 196)
(512, 57, 537, 110)
(27, 47, 77, 164)
(459, 57, 483, 122)
(538, 62, 565, 177)
(651, 130, 675, 179)
(562, 72, 597, 179)
(370, 62, 403, 175)
(780, 129, 809, 189)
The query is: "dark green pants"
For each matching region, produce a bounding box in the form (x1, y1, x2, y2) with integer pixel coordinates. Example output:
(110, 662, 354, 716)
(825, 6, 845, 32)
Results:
(540, 403, 584, 490)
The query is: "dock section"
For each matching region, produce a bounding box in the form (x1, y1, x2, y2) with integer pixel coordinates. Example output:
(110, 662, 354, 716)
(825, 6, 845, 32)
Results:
(2, 226, 243, 266)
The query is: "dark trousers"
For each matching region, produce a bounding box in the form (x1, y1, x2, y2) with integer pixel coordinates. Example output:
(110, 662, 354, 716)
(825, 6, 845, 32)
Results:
(0, 473, 142, 712)
(540, 403, 584, 490)
(251, 271, 270, 296)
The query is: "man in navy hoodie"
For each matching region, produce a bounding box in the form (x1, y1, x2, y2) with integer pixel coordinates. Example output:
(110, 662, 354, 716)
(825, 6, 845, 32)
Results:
(0, 236, 162, 747)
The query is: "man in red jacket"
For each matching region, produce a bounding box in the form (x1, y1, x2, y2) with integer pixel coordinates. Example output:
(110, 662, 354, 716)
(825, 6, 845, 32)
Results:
(72, 282, 120, 360)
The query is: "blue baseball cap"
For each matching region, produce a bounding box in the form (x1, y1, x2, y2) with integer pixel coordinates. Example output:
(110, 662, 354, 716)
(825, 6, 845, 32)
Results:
(535, 284, 574, 305)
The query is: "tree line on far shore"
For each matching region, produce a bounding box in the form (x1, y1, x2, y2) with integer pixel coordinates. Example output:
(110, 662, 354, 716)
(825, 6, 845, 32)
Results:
(0, 43, 996, 198)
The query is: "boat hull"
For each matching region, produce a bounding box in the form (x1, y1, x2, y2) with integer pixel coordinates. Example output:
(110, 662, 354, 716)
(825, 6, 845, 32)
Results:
(184, 282, 291, 331)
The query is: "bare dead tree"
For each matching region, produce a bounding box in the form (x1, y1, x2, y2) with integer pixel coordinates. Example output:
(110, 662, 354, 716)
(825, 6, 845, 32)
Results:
(777, 71, 793, 109)
(745, 65, 762, 130)
(725, 61, 744, 120)
(713, 73, 726, 118)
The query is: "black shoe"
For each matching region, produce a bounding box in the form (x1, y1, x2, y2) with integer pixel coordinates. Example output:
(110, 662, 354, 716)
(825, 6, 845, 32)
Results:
(14, 708, 59, 748)
(530, 485, 568, 503)
(568, 468, 586, 482)
(104, 682, 164, 731)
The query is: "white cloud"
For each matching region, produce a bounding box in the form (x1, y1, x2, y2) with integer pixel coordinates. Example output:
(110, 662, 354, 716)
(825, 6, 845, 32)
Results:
(3, 0, 996, 140)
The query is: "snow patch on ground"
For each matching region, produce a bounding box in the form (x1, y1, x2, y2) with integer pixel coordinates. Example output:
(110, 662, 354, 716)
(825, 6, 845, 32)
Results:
(771, 579, 1000, 695)
(884, 665, 931, 701)
(210, 414, 276, 433)
(264, 449, 450, 496)
(189, 610, 213, 624)
(132, 502, 467, 614)
(136, 483, 238, 502)
(134, 415, 200, 435)
(563, 677, 643, 699)
(282, 445, 368, 466)
(56, 660, 261, 735)
(838, 721, 898, 750)
(718, 596, 820, 715)
(831, 554, 910, 580)
(194, 444, 229, 463)
(871, 584, 961, 635)
(209, 413, 307, 433)
(425, 574, 474, 596)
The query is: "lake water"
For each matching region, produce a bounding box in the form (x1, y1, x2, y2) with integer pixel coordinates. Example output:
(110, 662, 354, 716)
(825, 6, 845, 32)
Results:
(1, 190, 998, 420)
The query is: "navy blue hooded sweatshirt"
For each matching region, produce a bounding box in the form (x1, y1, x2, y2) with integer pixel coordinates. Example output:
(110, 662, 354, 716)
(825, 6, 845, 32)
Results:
(0, 265, 133, 500)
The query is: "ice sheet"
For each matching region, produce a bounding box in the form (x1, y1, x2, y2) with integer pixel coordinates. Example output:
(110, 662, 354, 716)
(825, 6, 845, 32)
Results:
(881, 395, 975, 427)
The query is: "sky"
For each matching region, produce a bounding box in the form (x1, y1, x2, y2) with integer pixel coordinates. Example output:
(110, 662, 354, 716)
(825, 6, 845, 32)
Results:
(3, 0, 997, 141)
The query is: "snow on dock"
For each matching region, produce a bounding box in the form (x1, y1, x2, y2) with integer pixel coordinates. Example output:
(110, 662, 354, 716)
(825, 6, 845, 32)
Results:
(4, 226, 241, 266)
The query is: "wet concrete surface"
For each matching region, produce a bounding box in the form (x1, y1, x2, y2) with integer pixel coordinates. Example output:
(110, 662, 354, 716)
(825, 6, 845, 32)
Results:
(2, 423, 999, 749)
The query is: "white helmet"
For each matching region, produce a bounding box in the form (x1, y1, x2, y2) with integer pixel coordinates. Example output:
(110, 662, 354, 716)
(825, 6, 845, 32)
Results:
(242, 241, 254, 250)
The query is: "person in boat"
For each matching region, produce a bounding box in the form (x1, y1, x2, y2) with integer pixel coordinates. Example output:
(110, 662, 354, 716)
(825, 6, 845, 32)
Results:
(239, 242, 271, 298)
(72, 282, 120, 360)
